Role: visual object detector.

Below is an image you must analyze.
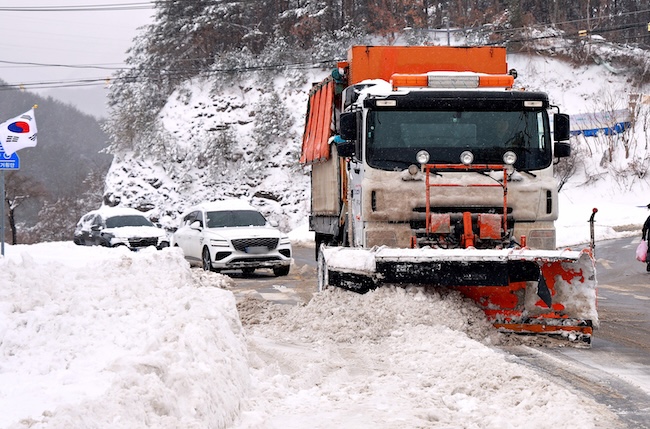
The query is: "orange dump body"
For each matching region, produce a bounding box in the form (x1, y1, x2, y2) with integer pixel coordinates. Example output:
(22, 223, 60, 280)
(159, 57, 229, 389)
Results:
(346, 45, 508, 84)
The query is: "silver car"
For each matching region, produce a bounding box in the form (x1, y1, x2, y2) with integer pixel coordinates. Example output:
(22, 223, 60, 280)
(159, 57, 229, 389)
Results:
(171, 200, 292, 276)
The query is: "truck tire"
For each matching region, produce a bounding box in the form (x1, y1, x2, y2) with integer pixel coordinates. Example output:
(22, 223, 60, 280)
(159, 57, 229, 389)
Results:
(315, 233, 326, 260)
(315, 232, 342, 260)
(317, 245, 329, 292)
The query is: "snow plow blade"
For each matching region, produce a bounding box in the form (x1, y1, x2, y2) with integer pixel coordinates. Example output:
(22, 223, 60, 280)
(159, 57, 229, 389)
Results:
(318, 246, 598, 345)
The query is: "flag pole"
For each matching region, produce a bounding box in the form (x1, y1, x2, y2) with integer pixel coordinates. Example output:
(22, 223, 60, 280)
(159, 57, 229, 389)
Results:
(0, 105, 38, 255)
(1, 170, 5, 256)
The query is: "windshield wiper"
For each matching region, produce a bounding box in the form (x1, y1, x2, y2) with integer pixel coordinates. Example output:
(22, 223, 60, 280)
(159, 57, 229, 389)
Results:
(518, 169, 537, 177)
(374, 160, 413, 170)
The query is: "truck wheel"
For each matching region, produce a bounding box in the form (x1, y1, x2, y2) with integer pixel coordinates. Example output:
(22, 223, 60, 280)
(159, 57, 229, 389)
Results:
(317, 245, 329, 292)
(315, 232, 341, 260)
(202, 247, 214, 272)
(315, 233, 325, 260)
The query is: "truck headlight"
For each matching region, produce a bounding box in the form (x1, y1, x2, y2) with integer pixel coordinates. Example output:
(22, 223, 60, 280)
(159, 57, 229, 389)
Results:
(460, 151, 474, 165)
(503, 151, 517, 165)
(416, 150, 430, 165)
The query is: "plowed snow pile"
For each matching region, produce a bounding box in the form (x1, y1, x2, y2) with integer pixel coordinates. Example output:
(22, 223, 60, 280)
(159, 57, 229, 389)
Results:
(234, 287, 619, 428)
(0, 243, 621, 428)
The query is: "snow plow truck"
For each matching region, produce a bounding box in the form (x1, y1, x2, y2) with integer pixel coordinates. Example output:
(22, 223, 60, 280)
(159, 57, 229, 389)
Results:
(301, 45, 598, 344)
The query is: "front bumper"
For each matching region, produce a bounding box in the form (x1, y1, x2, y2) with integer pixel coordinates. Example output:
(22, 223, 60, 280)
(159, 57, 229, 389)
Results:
(210, 247, 292, 269)
(110, 236, 170, 250)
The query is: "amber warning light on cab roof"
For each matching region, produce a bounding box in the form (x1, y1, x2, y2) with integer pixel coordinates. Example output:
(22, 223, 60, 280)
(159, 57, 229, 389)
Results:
(391, 72, 515, 90)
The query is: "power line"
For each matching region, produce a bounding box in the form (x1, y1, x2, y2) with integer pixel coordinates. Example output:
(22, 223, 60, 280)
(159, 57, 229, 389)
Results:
(0, 59, 125, 71)
(0, 59, 338, 91)
(0, 0, 254, 12)
(0, 2, 154, 12)
(0, 12, 647, 91)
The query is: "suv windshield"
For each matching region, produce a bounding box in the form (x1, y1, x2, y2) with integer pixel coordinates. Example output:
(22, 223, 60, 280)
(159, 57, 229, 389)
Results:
(366, 110, 552, 171)
(106, 215, 154, 228)
(206, 210, 267, 228)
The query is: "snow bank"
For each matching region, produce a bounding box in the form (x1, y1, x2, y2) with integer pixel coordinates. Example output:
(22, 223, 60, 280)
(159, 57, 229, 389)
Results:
(0, 244, 249, 429)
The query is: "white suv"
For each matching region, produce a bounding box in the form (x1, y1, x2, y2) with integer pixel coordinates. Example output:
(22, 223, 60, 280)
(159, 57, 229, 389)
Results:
(171, 200, 292, 276)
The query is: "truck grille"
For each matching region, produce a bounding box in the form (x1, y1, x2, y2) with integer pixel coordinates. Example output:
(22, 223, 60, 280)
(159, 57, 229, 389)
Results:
(129, 237, 159, 248)
(231, 237, 278, 252)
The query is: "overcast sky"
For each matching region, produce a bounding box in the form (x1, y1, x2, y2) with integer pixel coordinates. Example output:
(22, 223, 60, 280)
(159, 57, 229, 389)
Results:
(0, 1, 154, 93)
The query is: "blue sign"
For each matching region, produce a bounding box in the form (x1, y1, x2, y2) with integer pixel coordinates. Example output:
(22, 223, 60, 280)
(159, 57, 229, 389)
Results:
(0, 149, 20, 170)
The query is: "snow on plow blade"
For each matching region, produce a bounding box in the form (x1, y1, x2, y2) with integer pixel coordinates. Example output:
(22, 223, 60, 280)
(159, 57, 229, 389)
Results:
(318, 246, 598, 344)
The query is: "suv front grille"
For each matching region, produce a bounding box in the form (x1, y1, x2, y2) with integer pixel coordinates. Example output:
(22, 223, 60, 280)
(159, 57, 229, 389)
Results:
(129, 237, 159, 248)
(231, 237, 278, 252)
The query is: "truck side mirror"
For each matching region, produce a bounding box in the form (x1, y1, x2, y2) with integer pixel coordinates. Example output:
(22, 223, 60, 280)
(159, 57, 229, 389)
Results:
(339, 112, 357, 141)
(553, 113, 570, 141)
(554, 141, 571, 158)
(337, 112, 359, 158)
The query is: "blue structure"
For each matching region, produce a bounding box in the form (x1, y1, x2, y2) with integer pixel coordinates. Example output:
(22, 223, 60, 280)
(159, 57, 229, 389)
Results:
(569, 109, 632, 137)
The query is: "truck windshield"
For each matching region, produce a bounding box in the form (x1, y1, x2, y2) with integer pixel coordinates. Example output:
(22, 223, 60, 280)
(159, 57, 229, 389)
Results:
(366, 110, 552, 171)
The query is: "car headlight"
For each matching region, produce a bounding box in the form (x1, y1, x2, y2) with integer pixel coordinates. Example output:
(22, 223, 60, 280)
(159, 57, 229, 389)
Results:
(280, 236, 291, 245)
(460, 151, 474, 165)
(209, 238, 229, 247)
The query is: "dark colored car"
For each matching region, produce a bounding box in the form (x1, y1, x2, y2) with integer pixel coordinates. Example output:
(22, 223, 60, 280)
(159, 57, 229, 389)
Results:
(73, 207, 169, 250)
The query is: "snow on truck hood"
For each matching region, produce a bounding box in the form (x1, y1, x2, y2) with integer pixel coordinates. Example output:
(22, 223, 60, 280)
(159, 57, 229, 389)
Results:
(323, 246, 590, 269)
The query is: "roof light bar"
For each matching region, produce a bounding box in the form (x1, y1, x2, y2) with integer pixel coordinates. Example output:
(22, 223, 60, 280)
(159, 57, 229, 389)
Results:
(391, 74, 428, 87)
(429, 74, 479, 88)
(392, 72, 515, 90)
(478, 75, 515, 88)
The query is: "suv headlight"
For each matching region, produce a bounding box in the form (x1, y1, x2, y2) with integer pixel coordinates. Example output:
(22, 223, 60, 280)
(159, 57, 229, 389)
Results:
(280, 236, 291, 245)
(209, 238, 229, 247)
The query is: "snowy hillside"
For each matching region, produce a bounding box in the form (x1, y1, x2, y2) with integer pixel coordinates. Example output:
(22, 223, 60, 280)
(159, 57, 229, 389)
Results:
(104, 71, 321, 231)
(102, 42, 650, 243)
(508, 51, 650, 245)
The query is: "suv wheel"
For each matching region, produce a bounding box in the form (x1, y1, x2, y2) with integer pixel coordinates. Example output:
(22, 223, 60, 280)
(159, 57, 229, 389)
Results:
(202, 247, 214, 271)
(273, 265, 290, 277)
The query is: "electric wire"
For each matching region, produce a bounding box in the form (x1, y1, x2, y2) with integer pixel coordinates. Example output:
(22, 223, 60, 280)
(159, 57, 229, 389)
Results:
(0, 3, 648, 90)
(0, 3, 154, 12)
